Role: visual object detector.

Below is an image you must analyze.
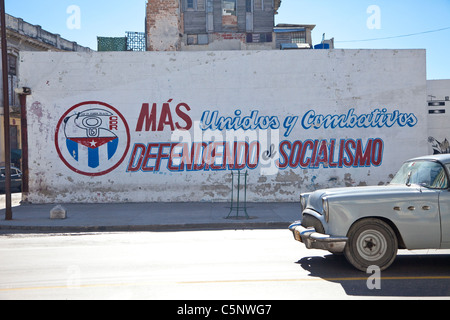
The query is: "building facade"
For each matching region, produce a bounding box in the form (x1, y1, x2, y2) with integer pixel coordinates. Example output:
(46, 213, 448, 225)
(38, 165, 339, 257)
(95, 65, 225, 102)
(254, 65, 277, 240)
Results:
(145, 0, 311, 51)
(427, 79, 450, 155)
(0, 13, 91, 167)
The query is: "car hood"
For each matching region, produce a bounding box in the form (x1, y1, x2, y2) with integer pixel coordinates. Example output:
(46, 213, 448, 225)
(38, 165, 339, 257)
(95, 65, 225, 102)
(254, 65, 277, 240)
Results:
(306, 184, 421, 210)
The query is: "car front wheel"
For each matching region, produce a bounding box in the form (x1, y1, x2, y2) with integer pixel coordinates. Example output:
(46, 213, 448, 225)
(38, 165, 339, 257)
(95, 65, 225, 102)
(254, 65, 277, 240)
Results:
(344, 218, 398, 272)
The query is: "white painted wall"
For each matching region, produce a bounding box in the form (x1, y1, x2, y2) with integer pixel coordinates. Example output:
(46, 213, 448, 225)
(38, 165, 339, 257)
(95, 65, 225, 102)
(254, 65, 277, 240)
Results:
(427, 79, 450, 154)
(19, 49, 428, 203)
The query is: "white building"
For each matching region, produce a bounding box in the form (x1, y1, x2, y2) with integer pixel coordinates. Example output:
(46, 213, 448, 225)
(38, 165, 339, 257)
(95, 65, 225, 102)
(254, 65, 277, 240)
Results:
(0, 13, 91, 168)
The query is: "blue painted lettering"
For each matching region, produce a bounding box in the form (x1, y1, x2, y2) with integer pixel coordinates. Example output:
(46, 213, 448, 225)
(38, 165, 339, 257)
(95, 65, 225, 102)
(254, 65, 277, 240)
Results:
(301, 108, 417, 130)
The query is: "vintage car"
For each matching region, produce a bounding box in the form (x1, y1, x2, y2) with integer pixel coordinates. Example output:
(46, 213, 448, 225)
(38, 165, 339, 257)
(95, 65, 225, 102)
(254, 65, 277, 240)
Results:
(0, 166, 22, 193)
(289, 154, 450, 271)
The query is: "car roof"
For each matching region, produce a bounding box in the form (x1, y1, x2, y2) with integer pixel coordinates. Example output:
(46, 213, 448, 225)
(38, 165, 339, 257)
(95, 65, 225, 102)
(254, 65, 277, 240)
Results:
(409, 154, 450, 164)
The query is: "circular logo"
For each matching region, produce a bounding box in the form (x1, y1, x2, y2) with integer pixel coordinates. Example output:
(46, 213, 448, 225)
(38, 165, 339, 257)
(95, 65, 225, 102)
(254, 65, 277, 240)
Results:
(55, 101, 130, 176)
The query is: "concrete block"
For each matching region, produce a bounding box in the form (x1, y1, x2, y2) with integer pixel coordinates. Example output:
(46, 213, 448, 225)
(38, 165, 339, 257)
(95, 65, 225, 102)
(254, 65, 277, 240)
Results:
(50, 205, 67, 219)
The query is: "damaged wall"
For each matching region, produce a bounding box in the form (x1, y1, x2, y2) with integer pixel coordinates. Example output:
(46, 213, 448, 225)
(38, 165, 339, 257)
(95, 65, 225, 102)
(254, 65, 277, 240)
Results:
(19, 49, 428, 203)
(146, 0, 182, 51)
(427, 79, 450, 154)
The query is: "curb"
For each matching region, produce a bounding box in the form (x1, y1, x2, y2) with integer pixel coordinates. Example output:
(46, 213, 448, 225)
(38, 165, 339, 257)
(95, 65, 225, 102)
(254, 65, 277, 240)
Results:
(0, 221, 291, 233)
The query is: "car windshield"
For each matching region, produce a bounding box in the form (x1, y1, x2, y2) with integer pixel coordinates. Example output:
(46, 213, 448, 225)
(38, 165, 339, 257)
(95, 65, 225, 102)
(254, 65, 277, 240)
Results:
(391, 160, 448, 189)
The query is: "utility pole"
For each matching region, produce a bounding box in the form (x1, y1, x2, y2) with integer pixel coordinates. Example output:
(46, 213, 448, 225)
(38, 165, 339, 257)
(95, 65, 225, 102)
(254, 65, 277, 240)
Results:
(1, 0, 12, 220)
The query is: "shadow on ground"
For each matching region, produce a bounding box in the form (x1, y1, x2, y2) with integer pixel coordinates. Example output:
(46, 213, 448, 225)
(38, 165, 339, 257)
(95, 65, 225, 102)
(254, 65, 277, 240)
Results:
(296, 252, 450, 297)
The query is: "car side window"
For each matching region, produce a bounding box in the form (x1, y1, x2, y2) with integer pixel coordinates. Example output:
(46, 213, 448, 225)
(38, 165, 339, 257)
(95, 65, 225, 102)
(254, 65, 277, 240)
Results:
(414, 162, 448, 189)
(428, 164, 448, 189)
(395, 161, 449, 189)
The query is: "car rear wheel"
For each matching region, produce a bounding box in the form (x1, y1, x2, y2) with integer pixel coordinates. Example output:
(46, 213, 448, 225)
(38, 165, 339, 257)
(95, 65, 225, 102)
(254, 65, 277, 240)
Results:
(344, 218, 398, 272)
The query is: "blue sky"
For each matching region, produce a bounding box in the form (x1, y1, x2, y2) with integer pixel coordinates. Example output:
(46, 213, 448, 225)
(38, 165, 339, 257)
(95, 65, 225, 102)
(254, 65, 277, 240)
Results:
(276, 0, 450, 80)
(5, 0, 450, 79)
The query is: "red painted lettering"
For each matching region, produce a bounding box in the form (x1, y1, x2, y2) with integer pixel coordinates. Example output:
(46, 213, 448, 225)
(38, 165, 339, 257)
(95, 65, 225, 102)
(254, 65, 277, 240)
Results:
(135, 103, 157, 131)
(135, 100, 192, 132)
(109, 116, 118, 130)
(175, 103, 192, 130)
(158, 102, 175, 131)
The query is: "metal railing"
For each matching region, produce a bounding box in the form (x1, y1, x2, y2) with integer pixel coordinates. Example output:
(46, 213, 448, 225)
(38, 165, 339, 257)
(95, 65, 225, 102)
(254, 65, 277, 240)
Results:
(226, 170, 249, 219)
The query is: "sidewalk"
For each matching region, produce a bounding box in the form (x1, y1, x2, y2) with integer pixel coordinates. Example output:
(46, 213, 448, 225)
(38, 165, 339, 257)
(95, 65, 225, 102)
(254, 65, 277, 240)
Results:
(0, 194, 301, 233)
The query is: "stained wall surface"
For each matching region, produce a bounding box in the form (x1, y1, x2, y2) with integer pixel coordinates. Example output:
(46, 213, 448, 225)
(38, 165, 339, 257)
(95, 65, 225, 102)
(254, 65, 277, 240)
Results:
(427, 79, 450, 155)
(19, 49, 428, 203)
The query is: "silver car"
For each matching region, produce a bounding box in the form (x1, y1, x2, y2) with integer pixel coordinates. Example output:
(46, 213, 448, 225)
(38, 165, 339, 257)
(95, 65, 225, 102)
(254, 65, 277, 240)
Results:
(289, 154, 450, 271)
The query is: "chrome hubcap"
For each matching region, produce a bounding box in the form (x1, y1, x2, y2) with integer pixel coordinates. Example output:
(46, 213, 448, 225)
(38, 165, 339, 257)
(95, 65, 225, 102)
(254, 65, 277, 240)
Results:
(356, 229, 387, 261)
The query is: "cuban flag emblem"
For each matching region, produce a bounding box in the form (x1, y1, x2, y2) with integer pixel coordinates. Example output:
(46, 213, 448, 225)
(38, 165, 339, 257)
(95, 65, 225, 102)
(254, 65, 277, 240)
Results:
(55, 101, 130, 176)
(63, 108, 119, 168)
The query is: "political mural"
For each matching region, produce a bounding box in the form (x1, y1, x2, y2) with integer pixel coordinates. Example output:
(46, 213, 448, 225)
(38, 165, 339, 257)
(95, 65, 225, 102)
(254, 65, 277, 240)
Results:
(20, 49, 427, 203)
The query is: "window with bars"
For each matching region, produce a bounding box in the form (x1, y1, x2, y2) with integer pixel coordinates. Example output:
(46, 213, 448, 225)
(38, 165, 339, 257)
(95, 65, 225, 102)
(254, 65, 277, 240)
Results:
(246, 0, 252, 12)
(8, 54, 17, 76)
(246, 33, 273, 43)
(291, 31, 306, 44)
(7, 55, 18, 106)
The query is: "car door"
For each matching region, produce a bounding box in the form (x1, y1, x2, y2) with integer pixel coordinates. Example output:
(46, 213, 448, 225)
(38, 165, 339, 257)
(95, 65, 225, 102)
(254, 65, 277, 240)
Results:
(393, 188, 441, 249)
(391, 160, 445, 249)
(438, 164, 450, 248)
(437, 189, 450, 248)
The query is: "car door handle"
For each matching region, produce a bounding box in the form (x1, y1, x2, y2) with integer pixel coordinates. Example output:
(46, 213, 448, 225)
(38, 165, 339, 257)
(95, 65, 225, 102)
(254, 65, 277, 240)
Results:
(407, 206, 415, 211)
(422, 205, 431, 211)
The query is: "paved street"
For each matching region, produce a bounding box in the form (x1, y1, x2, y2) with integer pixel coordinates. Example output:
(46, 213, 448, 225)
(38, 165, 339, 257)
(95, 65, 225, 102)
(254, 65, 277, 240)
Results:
(1, 230, 449, 300)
